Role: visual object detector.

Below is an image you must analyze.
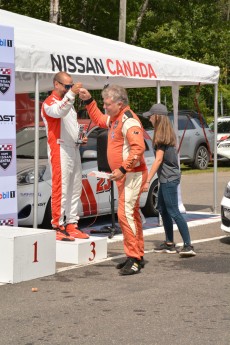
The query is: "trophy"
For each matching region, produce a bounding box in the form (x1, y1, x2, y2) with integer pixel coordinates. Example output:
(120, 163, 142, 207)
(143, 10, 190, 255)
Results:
(76, 124, 86, 144)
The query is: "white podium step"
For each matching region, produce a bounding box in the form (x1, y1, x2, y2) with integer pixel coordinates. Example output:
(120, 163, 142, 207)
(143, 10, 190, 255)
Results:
(0, 227, 56, 284)
(56, 236, 107, 264)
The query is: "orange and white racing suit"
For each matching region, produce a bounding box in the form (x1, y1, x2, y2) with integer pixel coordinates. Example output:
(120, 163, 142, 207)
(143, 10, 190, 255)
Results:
(41, 90, 82, 228)
(86, 100, 148, 260)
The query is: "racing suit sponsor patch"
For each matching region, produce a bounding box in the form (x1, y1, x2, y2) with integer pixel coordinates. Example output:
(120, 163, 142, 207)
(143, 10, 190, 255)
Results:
(113, 120, 119, 129)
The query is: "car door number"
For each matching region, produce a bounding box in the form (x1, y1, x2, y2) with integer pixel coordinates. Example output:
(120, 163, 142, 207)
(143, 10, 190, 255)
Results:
(96, 178, 111, 194)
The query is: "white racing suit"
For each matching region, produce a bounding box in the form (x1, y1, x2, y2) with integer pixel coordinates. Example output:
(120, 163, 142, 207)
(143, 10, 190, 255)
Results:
(41, 90, 81, 228)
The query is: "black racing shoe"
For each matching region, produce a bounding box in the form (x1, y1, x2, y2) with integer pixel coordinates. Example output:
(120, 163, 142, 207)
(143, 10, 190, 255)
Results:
(179, 245, 196, 257)
(119, 258, 141, 276)
(116, 256, 145, 269)
(153, 241, 177, 254)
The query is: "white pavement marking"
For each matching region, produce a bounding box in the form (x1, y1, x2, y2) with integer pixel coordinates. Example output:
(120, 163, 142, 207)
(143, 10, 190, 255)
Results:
(56, 254, 125, 273)
(177, 236, 226, 247)
(0, 234, 225, 284)
(107, 212, 221, 243)
(0, 213, 223, 285)
(57, 235, 226, 273)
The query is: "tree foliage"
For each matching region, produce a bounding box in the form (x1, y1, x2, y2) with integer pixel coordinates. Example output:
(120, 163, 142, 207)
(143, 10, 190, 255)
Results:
(0, 0, 229, 117)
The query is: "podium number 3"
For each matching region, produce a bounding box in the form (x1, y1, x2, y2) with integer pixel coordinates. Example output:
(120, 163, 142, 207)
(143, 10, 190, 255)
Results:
(33, 240, 97, 263)
(33, 241, 39, 263)
(89, 241, 96, 261)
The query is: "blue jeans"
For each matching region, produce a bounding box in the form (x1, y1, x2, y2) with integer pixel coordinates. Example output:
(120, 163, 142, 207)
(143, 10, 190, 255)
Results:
(158, 179, 191, 245)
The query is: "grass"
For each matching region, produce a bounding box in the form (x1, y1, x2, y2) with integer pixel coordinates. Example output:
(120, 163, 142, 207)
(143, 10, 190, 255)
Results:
(180, 161, 230, 175)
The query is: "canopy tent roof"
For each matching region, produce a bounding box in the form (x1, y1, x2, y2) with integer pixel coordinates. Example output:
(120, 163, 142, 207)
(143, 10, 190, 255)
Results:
(0, 9, 219, 93)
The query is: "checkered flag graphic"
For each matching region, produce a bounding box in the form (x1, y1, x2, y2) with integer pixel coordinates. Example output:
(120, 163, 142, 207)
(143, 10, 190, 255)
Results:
(0, 68, 11, 75)
(0, 219, 14, 226)
(0, 144, 12, 151)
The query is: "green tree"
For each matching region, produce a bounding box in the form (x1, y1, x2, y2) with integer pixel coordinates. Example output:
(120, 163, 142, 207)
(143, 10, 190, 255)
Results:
(0, 0, 49, 20)
(1, 0, 229, 116)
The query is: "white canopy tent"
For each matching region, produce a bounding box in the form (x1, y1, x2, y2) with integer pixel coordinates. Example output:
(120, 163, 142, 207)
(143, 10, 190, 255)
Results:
(0, 10, 220, 225)
(0, 10, 219, 91)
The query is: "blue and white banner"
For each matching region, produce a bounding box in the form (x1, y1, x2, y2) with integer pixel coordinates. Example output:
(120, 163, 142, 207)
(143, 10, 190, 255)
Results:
(0, 25, 17, 227)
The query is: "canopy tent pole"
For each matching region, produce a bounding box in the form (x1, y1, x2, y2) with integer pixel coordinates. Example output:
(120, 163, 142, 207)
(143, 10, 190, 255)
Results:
(213, 83, 218, 213)
(33, 73, 40, 228)
(157, 81, 161, 103)
(172, 83, 179, 136)
(172, 83, 186, 213)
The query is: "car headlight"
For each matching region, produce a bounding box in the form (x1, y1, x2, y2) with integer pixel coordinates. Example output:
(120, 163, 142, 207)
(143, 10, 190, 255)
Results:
(224, 184, 230, 198)
(218, 142, 230, 148)
(17, 165, 47, 185)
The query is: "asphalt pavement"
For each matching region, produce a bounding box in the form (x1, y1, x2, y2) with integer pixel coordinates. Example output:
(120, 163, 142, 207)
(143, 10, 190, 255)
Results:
(0, 171, 229, 345)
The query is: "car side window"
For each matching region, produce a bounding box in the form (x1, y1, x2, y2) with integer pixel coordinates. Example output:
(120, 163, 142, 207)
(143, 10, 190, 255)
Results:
(193, 117, 209, 129)
(178, 116, 194, 130)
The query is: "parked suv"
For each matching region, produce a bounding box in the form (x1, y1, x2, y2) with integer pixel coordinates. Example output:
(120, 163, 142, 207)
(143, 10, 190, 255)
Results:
(169, 111, 214, 169)
(146, 110, 214, 170)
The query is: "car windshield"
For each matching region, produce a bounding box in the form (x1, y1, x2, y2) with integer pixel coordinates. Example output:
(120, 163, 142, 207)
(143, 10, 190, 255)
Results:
(16, 127, 48, 159)
(16, 126, 99, 160)
(16, 126, 151, 160)
(210, 120, 230, 133)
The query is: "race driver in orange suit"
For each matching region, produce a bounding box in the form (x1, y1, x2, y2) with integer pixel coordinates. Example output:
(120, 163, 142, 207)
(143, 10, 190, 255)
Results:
(79, 85, 148, 275)
(41, 72, 89, 241)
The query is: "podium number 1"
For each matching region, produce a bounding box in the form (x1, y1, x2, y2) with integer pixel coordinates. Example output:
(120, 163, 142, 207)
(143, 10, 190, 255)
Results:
(33, 241, 39, 263)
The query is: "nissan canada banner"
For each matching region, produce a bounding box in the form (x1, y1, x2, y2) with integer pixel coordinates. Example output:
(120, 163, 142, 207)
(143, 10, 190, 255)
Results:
(0, 25, 18, 227)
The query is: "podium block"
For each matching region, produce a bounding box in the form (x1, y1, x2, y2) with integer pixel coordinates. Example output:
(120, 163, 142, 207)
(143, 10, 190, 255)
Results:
(0, 227, 56, 284)
(56, 236, 107, 264)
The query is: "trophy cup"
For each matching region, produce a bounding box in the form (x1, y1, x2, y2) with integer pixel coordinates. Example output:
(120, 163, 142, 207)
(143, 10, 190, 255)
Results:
(76, 124, 86, 144)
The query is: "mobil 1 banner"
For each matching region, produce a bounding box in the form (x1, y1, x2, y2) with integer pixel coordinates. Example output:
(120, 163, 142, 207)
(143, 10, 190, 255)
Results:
(0, 25, 17, 226)
(0, 175, 17, 215)
(0, 25, 14, 64)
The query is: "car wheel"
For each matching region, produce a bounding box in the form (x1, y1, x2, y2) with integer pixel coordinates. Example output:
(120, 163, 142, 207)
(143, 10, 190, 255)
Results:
(41, 198, 52, 229)
(141, 179, 159, 217)
(193, 145, 209, 170)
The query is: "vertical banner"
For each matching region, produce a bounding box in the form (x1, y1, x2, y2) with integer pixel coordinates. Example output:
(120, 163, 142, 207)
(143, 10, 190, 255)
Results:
(0, 25, 18, 227)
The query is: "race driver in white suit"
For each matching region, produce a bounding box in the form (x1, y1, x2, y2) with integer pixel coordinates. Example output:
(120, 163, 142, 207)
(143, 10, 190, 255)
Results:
(41, 71, 89, 241)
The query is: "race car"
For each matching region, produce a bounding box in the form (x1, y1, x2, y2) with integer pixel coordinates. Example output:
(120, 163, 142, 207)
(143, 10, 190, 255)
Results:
(17, 122, 158, 228)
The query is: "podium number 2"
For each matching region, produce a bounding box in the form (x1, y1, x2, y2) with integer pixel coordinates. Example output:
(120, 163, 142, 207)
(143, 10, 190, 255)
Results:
(33, 241, 38, 263)
(89, 241, 96, 261)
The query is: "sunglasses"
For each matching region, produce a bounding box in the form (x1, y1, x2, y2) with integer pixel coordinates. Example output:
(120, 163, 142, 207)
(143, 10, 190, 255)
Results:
(57, 80, 74, 90)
